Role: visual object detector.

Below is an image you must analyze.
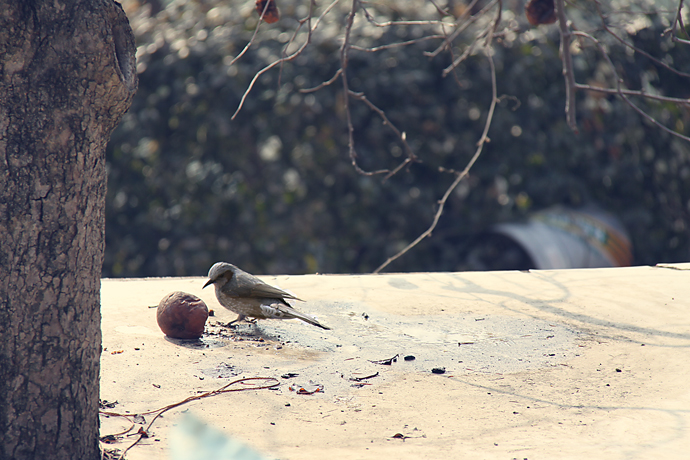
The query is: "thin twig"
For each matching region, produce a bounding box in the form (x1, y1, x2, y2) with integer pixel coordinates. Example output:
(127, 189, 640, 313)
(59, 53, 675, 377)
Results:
(676, 2, 690, 44)
(574, 83, 690, 105)
(664, 0, 690, 45)
(360, 4, 449, 27)
(100, 377, 279, 460)
(374, 48, 499, 274)
(278, 2, 313, 87)
(426, 0, 494, 58)
(442, 31, 484, 76)
(232, 55, 296, 119)
(350, 35, 445, 52)
(340, 0, 389, 176)
(487, 0, 502, 46)
(438, 0, 501, 76)
(232, 0, 340, 119)
(429, 0, 451, 16)
(574, 30, 690, 143)
(348, 89, 418, 164)
(383, 157, 415, 181)
(226, 1, 270, 68)
(555, 0, 579, 133)
(440, 20, 466, 87)
(593, 0, 690, 78)
(300, 68, 343, 93)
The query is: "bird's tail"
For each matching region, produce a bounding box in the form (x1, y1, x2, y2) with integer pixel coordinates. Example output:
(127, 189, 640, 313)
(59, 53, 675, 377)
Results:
(290, 309, 331, 330)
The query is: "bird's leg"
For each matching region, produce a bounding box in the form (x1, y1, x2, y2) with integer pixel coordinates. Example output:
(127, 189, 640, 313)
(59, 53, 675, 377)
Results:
(225, 314, 246, 328)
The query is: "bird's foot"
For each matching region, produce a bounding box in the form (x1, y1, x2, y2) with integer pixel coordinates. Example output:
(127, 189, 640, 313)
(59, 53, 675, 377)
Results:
(224, 315, 257, 328)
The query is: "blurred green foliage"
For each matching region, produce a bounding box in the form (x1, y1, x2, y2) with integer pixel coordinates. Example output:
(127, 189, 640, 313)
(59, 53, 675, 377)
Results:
(104, 0, 690, 277)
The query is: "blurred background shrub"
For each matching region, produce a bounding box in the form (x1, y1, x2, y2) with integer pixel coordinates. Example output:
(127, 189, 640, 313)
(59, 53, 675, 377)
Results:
(105, 0, 690, 276)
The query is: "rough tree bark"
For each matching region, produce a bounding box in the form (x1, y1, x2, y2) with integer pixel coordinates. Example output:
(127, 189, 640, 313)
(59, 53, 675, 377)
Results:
(0, 1, 137, 459)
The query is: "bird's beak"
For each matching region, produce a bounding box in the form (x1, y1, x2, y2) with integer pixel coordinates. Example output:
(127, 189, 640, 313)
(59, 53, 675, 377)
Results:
(203, 278, 213, 289)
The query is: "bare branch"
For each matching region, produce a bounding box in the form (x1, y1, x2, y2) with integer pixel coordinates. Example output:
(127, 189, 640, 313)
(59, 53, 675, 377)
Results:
(426, 0, 496, 59)
(340, 0, 389, 176)
(594, 0, 690, 78)
(442, 31, 485, 76)
(225, 2, 269, 68)
(574, 30, 690, 143)
(348, 90, 420, 177)
(231, 0, 339, 119)
(350, 35, 445, 52)
(231, 44, 306, 119)
(374, 48, 499, 274)
(664, 0, 690, 45)
(360, 4, 450, 27)
(383, 157, 415, 181)
(429, 0, 451, 17)
(441, 0, 504, 76)
(278, 2, 314, 87)
(299, 68, 343, 93)
(311, 0, 342, 30)
(574, 83, 690, 105)
(556, 0, 579, 133)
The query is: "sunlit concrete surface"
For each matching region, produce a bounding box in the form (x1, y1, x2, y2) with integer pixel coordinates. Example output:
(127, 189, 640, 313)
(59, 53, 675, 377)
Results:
(100, 264, 690, 460)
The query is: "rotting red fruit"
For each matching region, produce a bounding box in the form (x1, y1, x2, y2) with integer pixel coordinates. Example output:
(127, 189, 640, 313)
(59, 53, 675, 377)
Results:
(255, 0, 280, 24)
(525, 0, 557, 26)
(156, 291, 208, 339)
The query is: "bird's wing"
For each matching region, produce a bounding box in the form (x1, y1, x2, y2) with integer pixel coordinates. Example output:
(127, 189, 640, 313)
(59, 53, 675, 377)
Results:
(231, 270, 303, 301)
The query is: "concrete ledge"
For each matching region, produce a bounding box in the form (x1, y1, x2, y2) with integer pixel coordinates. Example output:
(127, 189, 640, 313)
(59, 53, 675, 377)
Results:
(100, 264, 690, 459)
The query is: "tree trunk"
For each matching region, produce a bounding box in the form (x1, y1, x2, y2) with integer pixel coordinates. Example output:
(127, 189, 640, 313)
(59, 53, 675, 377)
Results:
(0, 1, 137, 459)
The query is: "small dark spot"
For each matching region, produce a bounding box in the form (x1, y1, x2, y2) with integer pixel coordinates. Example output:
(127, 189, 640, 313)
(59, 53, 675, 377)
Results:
(431, 367, 446, 374)
(362, 312, 369, 320)
(209, 310, 215, 316)
(285, 403, 291, 407)
(513, 411, 519, 415)
(615, 368, 622, 372)
(606, 384, 610, 387)
(270, 422, 275, 425)
(404, 355, 415, 361)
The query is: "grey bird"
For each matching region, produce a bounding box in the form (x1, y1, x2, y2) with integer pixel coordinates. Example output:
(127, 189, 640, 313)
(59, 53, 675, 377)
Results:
(203, 262, 330, 330)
